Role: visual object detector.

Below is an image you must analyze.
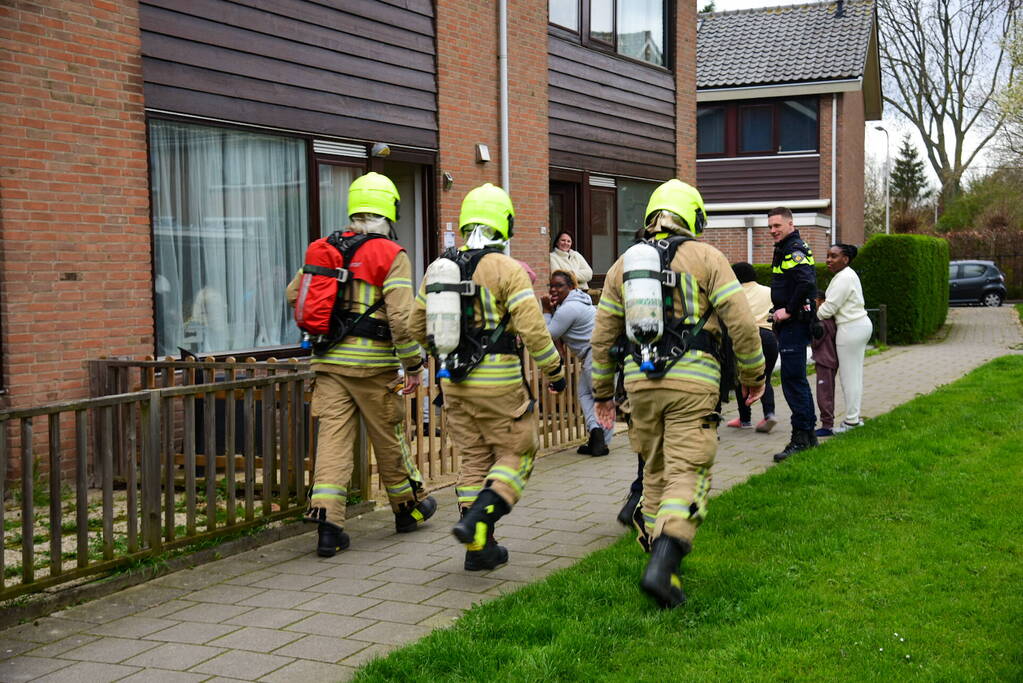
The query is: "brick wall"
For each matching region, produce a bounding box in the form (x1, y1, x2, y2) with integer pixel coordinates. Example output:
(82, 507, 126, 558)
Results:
(819, 94, 834, 230)
(0, 1, 152, 472)
(435, 0, 549, 288)
(706, 226, 831, 265)
(837, 90, 866, 245)
(675, 2, 697, 183)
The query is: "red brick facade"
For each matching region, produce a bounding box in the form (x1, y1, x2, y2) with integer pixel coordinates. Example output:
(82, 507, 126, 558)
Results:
(435, 0, 550, 289)
(0, 0, 152, 419)
(675, 2, 697, 183)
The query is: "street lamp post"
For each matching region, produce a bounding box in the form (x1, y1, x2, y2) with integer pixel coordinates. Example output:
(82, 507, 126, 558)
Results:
(875, 125, 890, 235)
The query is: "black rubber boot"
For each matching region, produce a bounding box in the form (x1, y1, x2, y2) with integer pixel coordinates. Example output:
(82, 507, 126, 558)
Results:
(772, 429, 819, 463)
(452, 489, 509, 546)
(631, 498, 651, 553)
(394, 495, 438, 533)
(640, 535, 690, 609)
(316, 522, 350, 558)
(578, 428, 609, 456)
(617, 489, 642, 527)
(464, 535, 509, 571)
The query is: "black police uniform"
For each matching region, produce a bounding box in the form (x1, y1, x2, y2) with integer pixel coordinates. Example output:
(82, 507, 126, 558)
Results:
(770, 230, 818, 444)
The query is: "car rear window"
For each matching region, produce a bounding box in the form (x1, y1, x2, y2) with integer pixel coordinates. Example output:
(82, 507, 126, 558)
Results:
(961, 264, 987, 277)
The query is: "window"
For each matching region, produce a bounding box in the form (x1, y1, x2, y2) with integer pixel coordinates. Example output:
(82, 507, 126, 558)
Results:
(739, 105, 773, 153)
(617, 0, 665, 66)
(589, 187, 617, 273)
(961, 264, 987, 278)
(149, 119, 309, 357)
(697, 97, 819, 158)
(616, 179, 658, 252)
(779, 99, 818, 152)
(550, 0, 668, 68)
(549, 0, 579, 30)
(697, 107, 725, 156)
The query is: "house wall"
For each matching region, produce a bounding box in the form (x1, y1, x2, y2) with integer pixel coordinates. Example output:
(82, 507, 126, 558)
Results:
(547, 37, 676, 180)
(0, 0, 153, 422)
(675, 1, 697, 183)
(705, 226, 832, 266)
(837, 89, 866, 245)
(139, 0, 438, 149)
(697, 155, 820, 203)
(436, 0, 550, 286)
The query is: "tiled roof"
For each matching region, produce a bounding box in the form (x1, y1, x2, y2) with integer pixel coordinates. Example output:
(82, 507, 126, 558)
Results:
(697, 0, 875, 89)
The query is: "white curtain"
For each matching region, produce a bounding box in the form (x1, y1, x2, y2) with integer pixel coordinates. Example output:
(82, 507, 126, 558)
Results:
(149, 120, 308, 357)
(318, 164, 360, 237)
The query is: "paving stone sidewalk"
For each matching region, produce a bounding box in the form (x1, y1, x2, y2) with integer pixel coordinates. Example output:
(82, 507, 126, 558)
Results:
(1, 307, 1020, 683)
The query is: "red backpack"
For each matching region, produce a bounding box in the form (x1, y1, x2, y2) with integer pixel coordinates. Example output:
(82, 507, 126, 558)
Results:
(294, 231, 398, 353)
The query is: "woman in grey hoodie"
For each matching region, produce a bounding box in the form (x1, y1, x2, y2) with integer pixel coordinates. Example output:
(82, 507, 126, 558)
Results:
(543, 270, 614, 456)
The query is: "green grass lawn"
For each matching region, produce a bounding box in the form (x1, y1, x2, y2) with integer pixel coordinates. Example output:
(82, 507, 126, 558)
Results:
(1015, 302, 1023, 324)
(355, 356, 1023, 682)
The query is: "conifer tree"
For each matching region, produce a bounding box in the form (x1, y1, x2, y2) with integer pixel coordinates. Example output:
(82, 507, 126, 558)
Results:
(890, 135, 931, 212)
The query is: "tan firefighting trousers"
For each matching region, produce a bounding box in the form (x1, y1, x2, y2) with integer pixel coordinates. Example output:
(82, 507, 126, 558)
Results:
(306, 370, 424, 528)
(628, 388, 720, 547)
(444, 386, 538, 510)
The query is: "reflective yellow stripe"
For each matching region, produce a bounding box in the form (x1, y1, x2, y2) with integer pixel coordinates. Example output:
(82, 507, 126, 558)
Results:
(531, 342, 557, 364)
(383, 277, 413, 293)
(507, 288, 534, 311)
(622, 353, 720, 387)
(735, 349, 765, 368)
(598, 298, 624, 317)
(709, 279, 742, 306)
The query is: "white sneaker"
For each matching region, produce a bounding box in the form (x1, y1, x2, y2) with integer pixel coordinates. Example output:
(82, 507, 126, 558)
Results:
(833, 420, 864, 433)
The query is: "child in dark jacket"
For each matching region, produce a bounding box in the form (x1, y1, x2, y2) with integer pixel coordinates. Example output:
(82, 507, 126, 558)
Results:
(812, 290, 838, 437)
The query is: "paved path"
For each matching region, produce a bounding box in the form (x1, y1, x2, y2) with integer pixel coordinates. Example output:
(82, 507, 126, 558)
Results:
(1, 308, 1020, 683)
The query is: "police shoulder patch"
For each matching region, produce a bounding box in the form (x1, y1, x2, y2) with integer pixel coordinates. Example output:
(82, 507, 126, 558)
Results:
(790, 250, 806, 263)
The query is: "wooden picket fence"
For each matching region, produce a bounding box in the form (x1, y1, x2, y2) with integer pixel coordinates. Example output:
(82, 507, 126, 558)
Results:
(0, 354, 586, 601)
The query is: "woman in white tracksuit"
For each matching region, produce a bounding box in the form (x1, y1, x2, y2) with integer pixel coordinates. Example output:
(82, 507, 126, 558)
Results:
(817, 244, 872, 432)
(543, 270, 614, 456)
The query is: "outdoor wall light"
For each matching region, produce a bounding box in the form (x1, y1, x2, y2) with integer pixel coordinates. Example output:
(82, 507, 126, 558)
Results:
(475, 144, 491, 163)
(371, 142, 391, 157)
(442, 172, 454, 190)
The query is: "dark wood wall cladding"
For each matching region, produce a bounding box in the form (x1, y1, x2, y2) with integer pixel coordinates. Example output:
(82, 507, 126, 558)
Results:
(140, 0, 438, 148)
(548, 36, 676, 179)
(696, 155, 820, 203)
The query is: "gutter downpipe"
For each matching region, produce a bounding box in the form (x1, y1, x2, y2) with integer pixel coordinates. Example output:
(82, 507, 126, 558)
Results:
(831, 93, 837, 245)
(499, 0, 510, 193)
(499, 0, 510, 254)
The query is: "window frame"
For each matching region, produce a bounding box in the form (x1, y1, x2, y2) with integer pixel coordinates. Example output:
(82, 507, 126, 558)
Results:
(549, 0, 673, 72)
(696, 96, 821, 159)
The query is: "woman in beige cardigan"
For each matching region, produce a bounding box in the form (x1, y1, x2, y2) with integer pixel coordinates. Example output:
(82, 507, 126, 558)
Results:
(549, 232, 593, 290)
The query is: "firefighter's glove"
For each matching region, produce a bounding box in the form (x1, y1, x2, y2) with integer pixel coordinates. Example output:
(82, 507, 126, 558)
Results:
(549, 377, 567, 393)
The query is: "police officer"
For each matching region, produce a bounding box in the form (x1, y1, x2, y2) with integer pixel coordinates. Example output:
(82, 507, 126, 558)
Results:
(591, 180, 765, 608)
(767, 206, 819, 462)
(287, 172, 437, 557)
(409, 184, 566, 571)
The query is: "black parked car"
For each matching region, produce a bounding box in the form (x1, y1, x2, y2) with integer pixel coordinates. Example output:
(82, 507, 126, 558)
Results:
(948, 260, 1007, 307)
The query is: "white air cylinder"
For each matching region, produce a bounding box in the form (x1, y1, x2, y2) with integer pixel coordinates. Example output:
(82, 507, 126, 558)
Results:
(623, 242, 663, 371)
(424, 257, 463, 378)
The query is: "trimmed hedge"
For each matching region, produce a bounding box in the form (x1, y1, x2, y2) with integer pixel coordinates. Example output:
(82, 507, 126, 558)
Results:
(751, 234, 949, 344)
(855, 234, 948, 343)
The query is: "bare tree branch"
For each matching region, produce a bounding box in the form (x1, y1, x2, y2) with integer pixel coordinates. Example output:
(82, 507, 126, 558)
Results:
(878, 0, 1018, 201)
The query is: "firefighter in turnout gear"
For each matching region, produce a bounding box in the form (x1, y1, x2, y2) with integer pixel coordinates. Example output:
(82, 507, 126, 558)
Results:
(767, 206, 819, 462)
(286, 172, 437, 557)
(591, 179, 765, 608)
(409, 184, 566, 571)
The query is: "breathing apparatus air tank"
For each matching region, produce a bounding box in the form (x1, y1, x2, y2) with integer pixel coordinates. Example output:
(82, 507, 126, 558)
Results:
(622, 242, 664, 372)
(424, 257, 463, 379)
